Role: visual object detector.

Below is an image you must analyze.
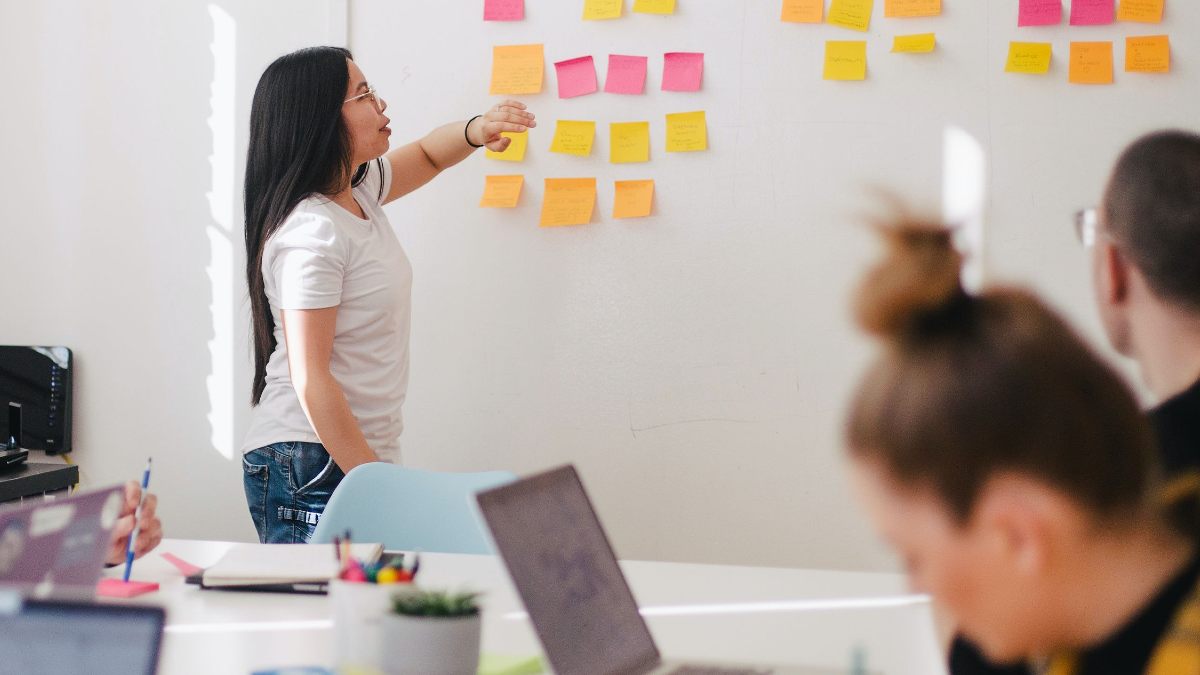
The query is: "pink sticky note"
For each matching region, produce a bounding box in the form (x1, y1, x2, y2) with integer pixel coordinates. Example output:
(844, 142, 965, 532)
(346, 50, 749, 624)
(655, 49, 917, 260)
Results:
(554, 56, 598, 98)
(96, 578, 160, 598)
(161, 551, 204, 577)
(662, 52, 704, 92)
(605, 54, 648, 95)
(1070, 0, 1114, 25)
(484, 0, 524, 21)
(1018, 0, 1062, 26)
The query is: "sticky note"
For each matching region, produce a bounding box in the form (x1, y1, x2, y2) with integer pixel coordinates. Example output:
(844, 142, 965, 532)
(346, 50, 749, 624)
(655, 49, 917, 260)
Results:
(633, 0, 676, 14)
(1118, 0, 1164, 22)
(550, 120, 596, 156)
(480, 175, 524, 208)
(828, 0, 873, 31)
(484, 0, 524, 21)
(823, 40, 868, 80)
(613, 180, 655, 219)
(486, 132, 529, 162)
(540, 178, 596, 227)
(666, 111, 707, 152)
(1126, 35, 1170, 73)
(1070, 0, 1114, 25)
(892, 33, 936, 53)
(1018, 0, 1061, 26)
(781, 0, 823, 23)
(610, 122, 650, 163)
(1005, 42, 1052, 73)
(555, 56, 598, 98)
(96, 578, 159, 598)
(662, 52, 704, 92)
(1069, 41, 1114, 84)
(885, 0, 940, 18)
(490, 44, 544, 95)
(605, 54, 648, 94)
(584, 0, 623, 20)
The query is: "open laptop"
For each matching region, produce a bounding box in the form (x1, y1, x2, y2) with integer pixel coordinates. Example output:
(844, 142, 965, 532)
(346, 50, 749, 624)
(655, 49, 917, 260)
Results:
(0, 484, 125, 599)
(476, 464, 844, 675)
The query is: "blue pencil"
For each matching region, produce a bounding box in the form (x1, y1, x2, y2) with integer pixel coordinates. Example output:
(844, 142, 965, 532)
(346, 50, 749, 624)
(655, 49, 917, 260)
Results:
(122, 458, 152, 583)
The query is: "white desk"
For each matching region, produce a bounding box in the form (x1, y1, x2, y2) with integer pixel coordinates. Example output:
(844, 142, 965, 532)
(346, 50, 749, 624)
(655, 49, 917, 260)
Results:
(103, 539, 946, 675)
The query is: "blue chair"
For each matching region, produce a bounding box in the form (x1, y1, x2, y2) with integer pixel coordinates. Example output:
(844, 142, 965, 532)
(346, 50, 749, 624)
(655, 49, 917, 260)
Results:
(310, 463, 515, 554)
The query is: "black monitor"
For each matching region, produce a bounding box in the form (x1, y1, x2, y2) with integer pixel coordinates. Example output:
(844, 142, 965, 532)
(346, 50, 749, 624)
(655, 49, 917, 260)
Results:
(0, 597, 165, 675)
(0, 346, 72, 454)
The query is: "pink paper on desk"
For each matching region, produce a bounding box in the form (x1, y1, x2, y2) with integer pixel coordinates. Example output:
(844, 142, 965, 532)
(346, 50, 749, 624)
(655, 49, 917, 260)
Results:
(1069, 0, 1114, 25)
(662, 52, 704, 92)
(161, 551, 204, 577)
(555, 56, 598, 98)
(96, 578, 160, 598)
(1018, 0, 1061, 26)
(484, 0, 524, 21)
(605, 54, 648, 94)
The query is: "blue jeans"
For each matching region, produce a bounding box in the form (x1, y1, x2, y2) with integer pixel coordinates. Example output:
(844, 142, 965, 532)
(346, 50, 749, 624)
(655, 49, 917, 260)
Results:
(242, 441, 345, 544)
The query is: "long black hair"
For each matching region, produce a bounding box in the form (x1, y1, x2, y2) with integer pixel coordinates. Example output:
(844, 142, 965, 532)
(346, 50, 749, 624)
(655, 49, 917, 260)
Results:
(244, 46, 382, 405)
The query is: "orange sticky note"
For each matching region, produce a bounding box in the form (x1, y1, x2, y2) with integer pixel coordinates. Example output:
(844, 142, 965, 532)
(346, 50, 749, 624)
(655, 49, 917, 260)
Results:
(824, 40, 868, 80)
(490, 44, 544, 95)
(1117, 0, 1164, 23)
(1069, 41, 1114, 84)
(480, 175, 524, 208)
(885, 0, 940, 18)
(781, 0, 823, 23)
(613, 180, 655, 219)
(828, 0, 873, 31)
(540, 178, 597, 227)
(485, 132, 529, 162)
(1126, 35, 1170, 73)
(633, 0, 676, 14)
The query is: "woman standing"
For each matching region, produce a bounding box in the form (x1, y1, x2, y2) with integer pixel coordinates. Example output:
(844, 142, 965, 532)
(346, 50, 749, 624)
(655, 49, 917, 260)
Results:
(241, 46, 535, 543)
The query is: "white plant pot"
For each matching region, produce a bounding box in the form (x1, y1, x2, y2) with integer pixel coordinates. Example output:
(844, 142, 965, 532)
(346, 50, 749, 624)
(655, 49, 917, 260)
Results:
(378, 612, 482, 675)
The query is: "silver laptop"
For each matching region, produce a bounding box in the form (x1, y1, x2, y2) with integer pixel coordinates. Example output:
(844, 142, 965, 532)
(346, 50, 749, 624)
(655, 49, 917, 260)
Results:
(0, 595, 165, 675)
(0, 485, 125, 599)
(476, 464, 843, 675)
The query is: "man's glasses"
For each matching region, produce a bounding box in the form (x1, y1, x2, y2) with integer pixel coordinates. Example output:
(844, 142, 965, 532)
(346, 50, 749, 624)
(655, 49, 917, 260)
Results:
(1074, 208, 1098, 247)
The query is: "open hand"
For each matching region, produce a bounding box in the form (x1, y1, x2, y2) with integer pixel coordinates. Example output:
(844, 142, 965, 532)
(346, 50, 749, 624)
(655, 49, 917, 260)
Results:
(470, 100, 536, 152)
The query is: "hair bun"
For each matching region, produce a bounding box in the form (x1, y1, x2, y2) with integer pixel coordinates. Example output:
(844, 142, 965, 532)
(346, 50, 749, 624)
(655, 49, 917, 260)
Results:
(854, 222, 966, 340)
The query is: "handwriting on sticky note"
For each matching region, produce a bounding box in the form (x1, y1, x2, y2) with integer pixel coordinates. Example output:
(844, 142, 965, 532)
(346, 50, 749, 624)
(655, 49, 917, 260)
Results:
(1070, 0, 1114, 25)
(555, 56, 598, 98)
(480, 175, 524, 208)
(1005, 42, 1052, 74)
(828, 0, 873, 31)
(1126, 35, 1170, 73)
(662, 52, 704, 92)
(781, 0, 823, 23)
(540, 178, 597, 227)
(885, 0, 940, 18)
(610, 122, 650, 163)
(490, 44, 544, 95)
(1118, 0, 1164, 23)
(1018, 0, 1061, 26)
(486, 132, 529, 162)
(633, 0, 676, 14)
(665, 111, 707, 152)
(584, 0, 623, 20)
(824, 40, 868, 80)
(484, 0, 524, 21)
(1069, 41, 1113, 84)
(605, 54, 648, 94)
(613, 180, 655, 219)
(892, 33, 936, 53)
(550, 120, 596, 156)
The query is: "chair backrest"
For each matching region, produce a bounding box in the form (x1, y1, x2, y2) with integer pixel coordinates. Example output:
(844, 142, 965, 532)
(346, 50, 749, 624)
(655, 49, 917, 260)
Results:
(310, 463, 515, 554)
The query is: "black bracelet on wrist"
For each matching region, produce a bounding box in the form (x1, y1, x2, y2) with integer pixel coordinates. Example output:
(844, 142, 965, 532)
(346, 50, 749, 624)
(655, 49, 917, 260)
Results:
(464, 114, 484, 148)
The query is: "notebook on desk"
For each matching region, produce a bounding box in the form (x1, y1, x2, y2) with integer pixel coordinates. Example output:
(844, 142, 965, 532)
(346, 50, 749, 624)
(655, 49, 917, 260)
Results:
(188, 542, 384, 594)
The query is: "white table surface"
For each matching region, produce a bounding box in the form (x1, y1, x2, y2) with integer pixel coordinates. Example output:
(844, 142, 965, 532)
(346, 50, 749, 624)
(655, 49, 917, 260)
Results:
(101, 539, 947, 675)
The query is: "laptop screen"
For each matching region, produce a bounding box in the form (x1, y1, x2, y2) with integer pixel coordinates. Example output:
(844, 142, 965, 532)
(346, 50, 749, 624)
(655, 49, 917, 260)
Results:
(477, 465, 661, 675)
(0, 598, 164, 675)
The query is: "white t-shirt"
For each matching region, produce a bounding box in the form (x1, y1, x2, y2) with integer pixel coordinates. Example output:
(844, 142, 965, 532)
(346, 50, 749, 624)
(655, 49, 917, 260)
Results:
(242, 161, 411, 462)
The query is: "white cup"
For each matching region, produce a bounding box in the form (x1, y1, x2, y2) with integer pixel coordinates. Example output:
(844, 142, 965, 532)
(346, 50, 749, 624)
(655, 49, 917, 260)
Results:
(330, 578, 397, 669)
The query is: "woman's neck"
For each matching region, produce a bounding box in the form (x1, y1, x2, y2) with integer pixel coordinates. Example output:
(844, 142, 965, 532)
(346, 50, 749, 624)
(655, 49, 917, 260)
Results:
(328, 184, 364, 219)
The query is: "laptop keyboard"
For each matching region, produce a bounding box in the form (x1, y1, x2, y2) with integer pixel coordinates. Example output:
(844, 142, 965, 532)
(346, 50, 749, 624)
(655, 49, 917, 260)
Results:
(668, 667, 773, 675)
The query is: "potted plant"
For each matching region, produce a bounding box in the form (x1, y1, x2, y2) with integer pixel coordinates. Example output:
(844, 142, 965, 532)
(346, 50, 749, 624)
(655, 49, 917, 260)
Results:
(378, 588, 483, 675)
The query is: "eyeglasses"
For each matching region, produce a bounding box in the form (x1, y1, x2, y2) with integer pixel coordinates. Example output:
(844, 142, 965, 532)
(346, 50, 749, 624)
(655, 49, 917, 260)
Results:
(1073, 208, 1098, 247)
(344, 85, 385, 113)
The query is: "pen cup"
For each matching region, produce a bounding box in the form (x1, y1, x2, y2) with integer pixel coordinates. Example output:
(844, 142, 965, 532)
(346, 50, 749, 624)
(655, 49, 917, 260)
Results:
(330, 578, 396, 669)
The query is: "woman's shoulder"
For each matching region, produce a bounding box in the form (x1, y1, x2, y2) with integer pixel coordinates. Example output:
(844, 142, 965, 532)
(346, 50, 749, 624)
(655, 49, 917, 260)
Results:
(266, 206, 343, 252)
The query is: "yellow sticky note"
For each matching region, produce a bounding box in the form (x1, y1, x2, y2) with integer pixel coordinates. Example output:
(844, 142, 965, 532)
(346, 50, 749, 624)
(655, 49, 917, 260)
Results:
(892, 33, 936, 53)
(480, 175, 524, 208)
(613, 180, 655, 219)
(823, 41, 868, 80)
(540, 178, 597, 227)
(1117, 0, 1164, 23)
(610, 122, 650, 163)
(1004, 42, 1052, 74)
(1069, 41, 1114, 84)
(584, 0, 623, 20)
(781, 0, 823, 23)
(485, 132, 529, 162)
(885, 0, 940, 17)
(632, 0, 676, 14)
(1126, 35, 1170, 73)
(828, 0, 873, 31)
(550, 120, 596, 157)
(665, 111, 708, 152)
(490, 44, 544, 95)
